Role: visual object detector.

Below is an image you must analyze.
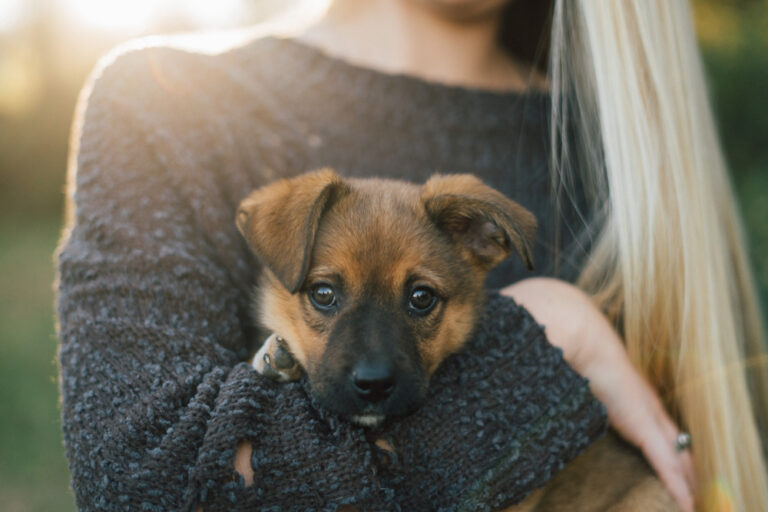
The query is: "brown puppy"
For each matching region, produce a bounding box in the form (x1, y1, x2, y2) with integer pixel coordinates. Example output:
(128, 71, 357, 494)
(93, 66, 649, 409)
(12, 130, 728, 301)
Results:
(237, 168, 536, 425)
(236, 169, 675, 510)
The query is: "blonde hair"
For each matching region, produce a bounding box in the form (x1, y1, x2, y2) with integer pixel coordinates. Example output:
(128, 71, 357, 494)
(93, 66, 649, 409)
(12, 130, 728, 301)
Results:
(549, 0, 768, 509)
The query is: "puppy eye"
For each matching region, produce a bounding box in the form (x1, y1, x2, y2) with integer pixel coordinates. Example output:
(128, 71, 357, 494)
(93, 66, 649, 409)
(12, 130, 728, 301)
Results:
(309, 283, 337, 311)
(408, 286, 437, 315)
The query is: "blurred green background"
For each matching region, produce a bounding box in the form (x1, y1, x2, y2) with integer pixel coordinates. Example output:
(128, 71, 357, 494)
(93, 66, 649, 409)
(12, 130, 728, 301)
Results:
(0, 0, 765, 510)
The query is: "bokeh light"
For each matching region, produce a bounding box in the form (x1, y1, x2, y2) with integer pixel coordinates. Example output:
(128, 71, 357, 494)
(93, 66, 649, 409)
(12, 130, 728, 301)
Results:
(0, 0, 28, 33)
(58, 0, 157, 33)
(54, 0, 261, 34)
(0, 45, 42, 116)
(183, 0, 247, 28)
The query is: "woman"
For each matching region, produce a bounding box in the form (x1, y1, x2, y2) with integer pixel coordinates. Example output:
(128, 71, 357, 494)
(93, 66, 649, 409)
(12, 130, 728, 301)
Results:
(56, 0, 766, 510)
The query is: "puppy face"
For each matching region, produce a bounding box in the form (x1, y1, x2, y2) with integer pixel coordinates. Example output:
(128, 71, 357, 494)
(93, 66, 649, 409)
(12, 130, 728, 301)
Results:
(237, 169, 536, 425)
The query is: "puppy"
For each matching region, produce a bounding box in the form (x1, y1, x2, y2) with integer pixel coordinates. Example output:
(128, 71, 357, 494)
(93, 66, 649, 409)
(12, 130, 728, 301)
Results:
(236, 169, 676, 510)
(236, 168, 536, 426)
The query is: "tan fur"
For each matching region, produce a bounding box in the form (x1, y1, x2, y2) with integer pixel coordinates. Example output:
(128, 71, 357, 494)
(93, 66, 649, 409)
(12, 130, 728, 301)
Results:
(258, 270, 325, 371)
(422, 174, 537, 270)
(237, 168, 350, 293)
(504, 434, 677, 511)
(421, 300, 477, 375)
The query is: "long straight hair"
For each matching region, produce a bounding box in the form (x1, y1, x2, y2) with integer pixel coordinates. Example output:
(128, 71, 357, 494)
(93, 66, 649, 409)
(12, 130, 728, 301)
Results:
(537, 0, 768, 509)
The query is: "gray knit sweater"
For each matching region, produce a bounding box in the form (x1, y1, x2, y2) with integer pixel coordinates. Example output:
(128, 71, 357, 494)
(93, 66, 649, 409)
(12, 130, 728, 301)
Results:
(56, 36, 605, 511)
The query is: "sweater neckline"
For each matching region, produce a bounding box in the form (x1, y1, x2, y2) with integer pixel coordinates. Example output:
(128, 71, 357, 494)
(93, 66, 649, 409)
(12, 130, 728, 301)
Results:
(239, 36, 551, 132)
(272, 35, 547, 98)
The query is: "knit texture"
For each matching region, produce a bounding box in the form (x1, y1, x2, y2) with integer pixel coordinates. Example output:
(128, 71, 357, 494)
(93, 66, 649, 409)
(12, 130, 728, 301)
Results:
(376, 295, 606, 512)
(57, 35, 604, 511)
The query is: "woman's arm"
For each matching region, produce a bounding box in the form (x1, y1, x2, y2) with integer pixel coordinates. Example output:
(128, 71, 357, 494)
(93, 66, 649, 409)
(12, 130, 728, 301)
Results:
(57, 46, 382, 511)
(501, 277, 695, 512)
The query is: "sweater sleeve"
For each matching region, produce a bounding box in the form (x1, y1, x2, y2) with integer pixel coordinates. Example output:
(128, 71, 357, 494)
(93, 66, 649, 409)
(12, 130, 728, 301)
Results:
(376, 294, 607, 511)
(56, 47, 382, 512)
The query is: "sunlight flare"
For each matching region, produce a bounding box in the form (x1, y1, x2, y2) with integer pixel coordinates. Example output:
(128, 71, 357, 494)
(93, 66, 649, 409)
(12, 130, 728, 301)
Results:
(182, 0, 246, 28)
(56, 0, 254, 33)
(59, 0, 157, 32)
(0, 0, 28, 33)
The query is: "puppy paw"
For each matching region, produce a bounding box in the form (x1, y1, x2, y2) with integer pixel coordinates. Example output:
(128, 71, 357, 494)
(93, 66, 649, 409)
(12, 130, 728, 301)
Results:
(251, 334, 303, 382)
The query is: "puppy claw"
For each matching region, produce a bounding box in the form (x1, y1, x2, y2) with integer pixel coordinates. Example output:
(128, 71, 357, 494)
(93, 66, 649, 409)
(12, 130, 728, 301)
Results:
(252, 334, 303, 382)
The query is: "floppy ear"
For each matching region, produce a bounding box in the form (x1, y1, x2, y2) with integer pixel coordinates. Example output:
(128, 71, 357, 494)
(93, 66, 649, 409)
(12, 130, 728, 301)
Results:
(236, 168, 350, 293)
(422, 174, 537, 271)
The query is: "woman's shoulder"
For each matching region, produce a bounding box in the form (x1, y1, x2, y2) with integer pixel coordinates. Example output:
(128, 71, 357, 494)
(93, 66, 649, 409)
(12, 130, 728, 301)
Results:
(71, 33, 309, 193)
(80, 33, 292, 125)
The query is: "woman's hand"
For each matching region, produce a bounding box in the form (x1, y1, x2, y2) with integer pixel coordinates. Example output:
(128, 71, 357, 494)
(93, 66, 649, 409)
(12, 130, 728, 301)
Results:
(501, 277, 695, 512)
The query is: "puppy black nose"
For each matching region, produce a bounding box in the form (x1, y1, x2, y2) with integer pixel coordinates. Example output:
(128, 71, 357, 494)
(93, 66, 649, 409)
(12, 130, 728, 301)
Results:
(352, 363, 395, 403)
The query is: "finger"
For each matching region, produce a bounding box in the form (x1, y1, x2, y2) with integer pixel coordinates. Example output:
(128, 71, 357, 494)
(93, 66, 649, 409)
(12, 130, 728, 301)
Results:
(679, 449, 696, 494)
(658, 413, 697, 493)
(595, 355, 695, 511)
(234, 440, 254, 487)
(626, 383, 695, 511)
(639, 423, 694, 512)
(375, 438, 394, 452)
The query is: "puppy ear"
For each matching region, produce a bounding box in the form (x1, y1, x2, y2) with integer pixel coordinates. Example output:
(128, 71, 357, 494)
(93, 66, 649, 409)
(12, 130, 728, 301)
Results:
(422, 174, 537, 271)
(237, 168, 350, 293)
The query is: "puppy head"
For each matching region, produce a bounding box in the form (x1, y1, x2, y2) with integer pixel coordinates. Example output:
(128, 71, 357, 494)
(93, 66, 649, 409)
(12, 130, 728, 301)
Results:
(237, 169, 536, 425)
